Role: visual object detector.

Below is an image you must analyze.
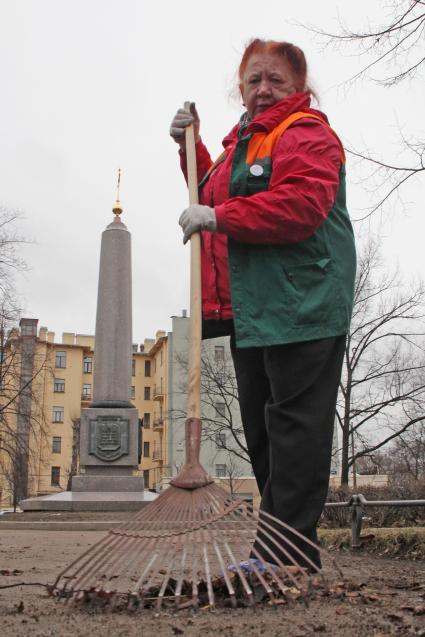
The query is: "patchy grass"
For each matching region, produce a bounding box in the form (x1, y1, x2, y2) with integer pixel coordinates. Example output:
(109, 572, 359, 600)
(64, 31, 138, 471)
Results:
(319, 527, 425, 560)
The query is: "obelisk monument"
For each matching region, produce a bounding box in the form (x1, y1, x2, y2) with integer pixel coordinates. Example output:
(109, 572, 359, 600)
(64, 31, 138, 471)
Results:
(19, 173, 155, 510)
(72, 173, 144, 496)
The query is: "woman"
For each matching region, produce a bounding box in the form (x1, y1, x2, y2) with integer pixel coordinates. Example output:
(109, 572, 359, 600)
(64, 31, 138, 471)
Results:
(170, 39, 356, 569)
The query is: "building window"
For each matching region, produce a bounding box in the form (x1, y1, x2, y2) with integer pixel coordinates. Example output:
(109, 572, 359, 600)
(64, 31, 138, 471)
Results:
(143, 413, 150, 428)
(52, 436, 62, 454)
(215, 464, 227, 478)
(144, 387, 151, 400)
(216, 371, 225, 385)
(83, 356, 92, 373)
(145, 360, 151, 377)
(82, 383, 91, 399)
(214, 402, 225, 418)
(160, 350, 163, 366)
(54, 378, 65, 393)
(55, 351, 67, 368)
(131, 385, 135, 400)
(51, 466, 61, 486)
(214, 346, 225, 362)
(215, 433, 226, 449)
(132, 358, 136, 376)
(52, 406, 64, 423)
(143, 441, 150, 457)
(20, 322, 37, 336)
(143, 469, 150, 489)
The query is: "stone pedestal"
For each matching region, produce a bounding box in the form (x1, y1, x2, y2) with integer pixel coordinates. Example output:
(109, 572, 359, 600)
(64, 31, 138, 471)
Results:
(72, 407, 143, 494)
(19, 490, 157, 512)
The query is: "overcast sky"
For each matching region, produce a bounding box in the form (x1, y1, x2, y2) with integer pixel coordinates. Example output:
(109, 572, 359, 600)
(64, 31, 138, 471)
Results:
(0, 0, 423, 345)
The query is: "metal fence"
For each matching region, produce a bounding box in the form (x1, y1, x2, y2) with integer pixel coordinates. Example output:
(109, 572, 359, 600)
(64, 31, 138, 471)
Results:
(324, 494, 425, 547)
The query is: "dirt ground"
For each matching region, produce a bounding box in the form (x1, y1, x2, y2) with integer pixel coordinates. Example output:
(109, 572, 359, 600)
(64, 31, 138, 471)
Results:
(0, 529, 424, 637)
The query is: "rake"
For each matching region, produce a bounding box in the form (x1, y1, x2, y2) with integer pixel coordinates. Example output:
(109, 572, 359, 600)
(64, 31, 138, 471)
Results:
(52, 104, 336, 610)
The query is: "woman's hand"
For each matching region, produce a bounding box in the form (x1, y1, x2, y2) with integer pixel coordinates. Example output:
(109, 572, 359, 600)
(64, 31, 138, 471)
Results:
(179, 204, 216, 244)
(169, 102, 200, 150)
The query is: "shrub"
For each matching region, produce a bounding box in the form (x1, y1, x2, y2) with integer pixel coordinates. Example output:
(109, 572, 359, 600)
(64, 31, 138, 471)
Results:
(320, 479, 425, 528)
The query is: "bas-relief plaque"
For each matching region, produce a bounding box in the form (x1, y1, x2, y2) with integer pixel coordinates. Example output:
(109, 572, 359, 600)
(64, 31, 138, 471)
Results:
(89, 416, 129, 462)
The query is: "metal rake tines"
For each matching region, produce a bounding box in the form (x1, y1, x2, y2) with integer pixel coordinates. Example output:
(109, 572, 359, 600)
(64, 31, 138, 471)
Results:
(52, 492, 334, 609)
(111, 484, 246, 538)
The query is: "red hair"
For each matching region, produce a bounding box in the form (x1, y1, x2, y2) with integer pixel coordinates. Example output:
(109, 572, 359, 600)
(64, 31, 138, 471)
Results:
(239, 39, 313, 95)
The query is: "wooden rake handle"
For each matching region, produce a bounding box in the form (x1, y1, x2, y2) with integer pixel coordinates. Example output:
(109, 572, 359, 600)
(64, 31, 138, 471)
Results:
(170, 103, 213, 489)
(184, 101, 202, 420)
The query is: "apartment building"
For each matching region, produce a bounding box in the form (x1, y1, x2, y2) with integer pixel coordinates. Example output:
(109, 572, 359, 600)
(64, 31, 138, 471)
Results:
(0, 318, 168, 507)
(135, 330, 168, 490)
(166, 314, 253, 484)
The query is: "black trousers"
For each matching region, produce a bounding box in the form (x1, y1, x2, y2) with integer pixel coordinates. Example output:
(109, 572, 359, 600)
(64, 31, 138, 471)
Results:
(230, 334, 346, 569)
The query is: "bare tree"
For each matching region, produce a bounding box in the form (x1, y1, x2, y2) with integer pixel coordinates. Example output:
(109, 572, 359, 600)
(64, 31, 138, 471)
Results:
(0, 207, 48, 508)
(347, 139, 424, 220)
(219, 453, 248, 496)
(198, 346, 250, 464)
(355, 450, 387, 476)
(306, 1, 425, 217)
(337, 238, 425, 485)
(0, 206, 26, 295)
(66, 417, 80, 491)
(0, 318, 50, 508)
(357, 422, 425, 481)
(387, 423, 425, 480)
(309, 1, 425, 87)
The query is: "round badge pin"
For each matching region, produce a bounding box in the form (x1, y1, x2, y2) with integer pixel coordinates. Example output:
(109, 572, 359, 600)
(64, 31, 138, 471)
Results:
(249, 164, 264, 176)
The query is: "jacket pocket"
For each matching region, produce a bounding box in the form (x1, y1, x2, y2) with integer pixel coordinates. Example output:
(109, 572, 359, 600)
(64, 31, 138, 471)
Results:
(282, 257, 336, 327)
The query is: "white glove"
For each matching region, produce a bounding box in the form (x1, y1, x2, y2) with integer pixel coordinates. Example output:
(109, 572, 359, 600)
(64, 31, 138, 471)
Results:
(169, 102, 200, 149)
(179, 205, 217, 244)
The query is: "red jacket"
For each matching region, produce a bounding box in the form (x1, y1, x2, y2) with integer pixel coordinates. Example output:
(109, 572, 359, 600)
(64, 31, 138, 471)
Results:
(180, 92, 342, 322)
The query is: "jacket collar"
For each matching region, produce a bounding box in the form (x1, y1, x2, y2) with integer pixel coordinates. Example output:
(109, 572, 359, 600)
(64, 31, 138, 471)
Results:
(222, 92, 329, 146)
(247, 92, 312, 133)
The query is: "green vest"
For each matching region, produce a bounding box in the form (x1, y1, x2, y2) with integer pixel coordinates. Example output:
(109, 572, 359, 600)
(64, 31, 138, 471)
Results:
(226, 114, 356, 348)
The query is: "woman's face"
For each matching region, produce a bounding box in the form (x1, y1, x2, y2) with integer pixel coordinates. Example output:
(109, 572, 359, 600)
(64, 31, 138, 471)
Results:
(241, 53, 300, 118)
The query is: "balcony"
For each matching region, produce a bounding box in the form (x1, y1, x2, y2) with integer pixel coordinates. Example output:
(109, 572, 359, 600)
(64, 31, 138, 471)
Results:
(153, 418, 164, 431)
(153, 386, 164, 401)
(152, 447, 163, 462)
(81, 393, 92, 402)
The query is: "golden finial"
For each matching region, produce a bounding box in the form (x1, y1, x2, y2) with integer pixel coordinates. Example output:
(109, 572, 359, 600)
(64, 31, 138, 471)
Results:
(112, 168, 123, 216)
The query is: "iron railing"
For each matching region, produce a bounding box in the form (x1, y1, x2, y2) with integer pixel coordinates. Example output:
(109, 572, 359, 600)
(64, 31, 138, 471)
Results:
(324, 494, 425, 547)
(152, 448, 162, 461)
(153, 386, 164, 400)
